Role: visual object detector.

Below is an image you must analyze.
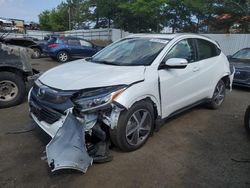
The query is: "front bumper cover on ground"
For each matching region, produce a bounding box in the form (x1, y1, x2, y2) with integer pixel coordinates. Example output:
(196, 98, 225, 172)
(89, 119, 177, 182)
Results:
(46, 112, 93, 173)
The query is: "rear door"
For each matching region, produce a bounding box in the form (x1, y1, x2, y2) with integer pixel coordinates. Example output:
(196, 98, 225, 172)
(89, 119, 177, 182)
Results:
(67, 39, 82, 56)
(158, 38, 204, 117)
(194, 38, 223, 97)
(79, 40, 97, 57)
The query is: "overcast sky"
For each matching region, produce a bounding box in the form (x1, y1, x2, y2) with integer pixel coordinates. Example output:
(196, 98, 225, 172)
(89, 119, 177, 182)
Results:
(0, 0, 64, 22)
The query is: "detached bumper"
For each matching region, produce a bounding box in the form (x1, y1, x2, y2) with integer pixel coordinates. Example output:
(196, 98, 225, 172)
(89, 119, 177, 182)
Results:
(46, 112, 93, 173)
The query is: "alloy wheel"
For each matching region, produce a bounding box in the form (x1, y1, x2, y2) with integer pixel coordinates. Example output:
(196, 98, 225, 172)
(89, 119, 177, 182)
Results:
(213, 81, 225, 106)
(125, 109, 152, 146)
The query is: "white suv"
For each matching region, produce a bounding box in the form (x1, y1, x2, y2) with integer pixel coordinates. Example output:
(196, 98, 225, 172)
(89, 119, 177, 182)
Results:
(29, 34, 234, 152)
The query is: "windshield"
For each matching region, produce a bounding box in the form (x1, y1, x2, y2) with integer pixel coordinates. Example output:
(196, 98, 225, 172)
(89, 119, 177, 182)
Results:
(232, 49, 250, 60)
(90, 38, 169, 66)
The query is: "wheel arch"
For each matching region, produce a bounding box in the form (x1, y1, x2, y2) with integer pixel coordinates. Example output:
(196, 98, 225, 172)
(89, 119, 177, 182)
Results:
(0, 66, 27, 80)
(221, 74, 231, 89)
(117, 95, 161, 120)
(56, 49, 70, 56)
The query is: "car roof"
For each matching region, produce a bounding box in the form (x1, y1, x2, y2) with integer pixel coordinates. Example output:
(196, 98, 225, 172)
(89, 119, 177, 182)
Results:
(126, 33, 213, 40)
(125, 33, 219, 47)
(58, 36, 92, 42)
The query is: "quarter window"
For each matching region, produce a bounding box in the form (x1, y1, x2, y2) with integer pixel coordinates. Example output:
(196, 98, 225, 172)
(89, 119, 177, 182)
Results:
(196, 39, 221, 60)
(163, 39, 195, 63)
(80, 40, 93, 47)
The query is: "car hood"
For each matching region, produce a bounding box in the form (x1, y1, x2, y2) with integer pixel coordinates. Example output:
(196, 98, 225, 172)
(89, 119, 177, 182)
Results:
(39, 59, 145, 90)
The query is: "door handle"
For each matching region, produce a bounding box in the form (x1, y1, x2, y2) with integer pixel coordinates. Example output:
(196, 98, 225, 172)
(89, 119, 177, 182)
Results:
(193, 67, 200, 72)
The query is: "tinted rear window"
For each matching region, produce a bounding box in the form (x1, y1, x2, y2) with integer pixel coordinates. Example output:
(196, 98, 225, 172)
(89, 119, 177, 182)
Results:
(196, 39, 221, 60)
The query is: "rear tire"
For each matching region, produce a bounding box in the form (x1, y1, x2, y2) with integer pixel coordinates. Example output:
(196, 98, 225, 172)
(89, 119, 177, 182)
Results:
(207, 80, 226, 109)
(244, 106, 250, 135)
(57, 51, 69, 63)
(110, 100, 154, 152)
(0, 72, 26, 108)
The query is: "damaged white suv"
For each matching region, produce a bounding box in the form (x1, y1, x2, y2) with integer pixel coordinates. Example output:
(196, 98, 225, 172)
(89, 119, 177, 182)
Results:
(29, 34, 234, 154)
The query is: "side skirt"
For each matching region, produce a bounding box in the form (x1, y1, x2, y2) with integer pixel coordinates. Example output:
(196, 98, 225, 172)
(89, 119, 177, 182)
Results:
(155, 98, 210, 131)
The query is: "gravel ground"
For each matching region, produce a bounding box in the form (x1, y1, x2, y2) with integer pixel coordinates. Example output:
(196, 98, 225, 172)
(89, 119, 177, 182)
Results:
(0, 58, 250, 188)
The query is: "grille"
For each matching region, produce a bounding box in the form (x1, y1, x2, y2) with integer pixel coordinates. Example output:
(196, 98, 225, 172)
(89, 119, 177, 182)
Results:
(30, 100, 62, 124)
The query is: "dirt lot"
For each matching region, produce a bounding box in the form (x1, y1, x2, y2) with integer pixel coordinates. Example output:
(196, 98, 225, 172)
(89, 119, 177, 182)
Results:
(0, 58, 250, 188)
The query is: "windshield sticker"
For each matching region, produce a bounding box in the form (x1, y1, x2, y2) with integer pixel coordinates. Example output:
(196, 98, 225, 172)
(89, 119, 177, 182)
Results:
(149, 39, 169, 44)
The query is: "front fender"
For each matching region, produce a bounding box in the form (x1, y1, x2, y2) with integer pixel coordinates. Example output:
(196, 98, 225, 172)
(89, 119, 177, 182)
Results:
(114, 81, 161, 117)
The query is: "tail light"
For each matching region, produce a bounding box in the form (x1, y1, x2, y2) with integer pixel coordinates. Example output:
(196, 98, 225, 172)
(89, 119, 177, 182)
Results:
(48, 43, 58, 48)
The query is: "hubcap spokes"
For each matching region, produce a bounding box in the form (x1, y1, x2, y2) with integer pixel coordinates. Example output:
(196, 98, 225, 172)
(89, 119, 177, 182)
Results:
(59, 53, 67, 62)
(0, 81, 18, 101)
(126, 109, 152, 146)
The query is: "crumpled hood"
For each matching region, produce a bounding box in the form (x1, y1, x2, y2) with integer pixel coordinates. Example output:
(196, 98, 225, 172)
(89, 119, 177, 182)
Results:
(39, 59, 145, 90)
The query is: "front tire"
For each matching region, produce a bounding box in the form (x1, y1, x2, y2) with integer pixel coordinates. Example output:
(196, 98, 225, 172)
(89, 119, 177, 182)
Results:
(207, 80, 226, 109)
(110, 100, 154, 152)
(0, 72, 26, 108)
(57, 51, 69, 63)
(244, 106, 250, 135)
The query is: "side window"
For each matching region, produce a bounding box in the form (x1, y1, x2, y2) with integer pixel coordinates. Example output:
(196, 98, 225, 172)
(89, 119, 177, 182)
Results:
(68, 39, 80, 46)
(196, 39, 221, 60)
(80, 40, 93, 48)
(163, 39, 195, 63)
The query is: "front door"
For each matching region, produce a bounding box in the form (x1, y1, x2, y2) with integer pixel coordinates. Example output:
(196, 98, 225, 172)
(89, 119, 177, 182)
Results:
(158, 39, 203, 118)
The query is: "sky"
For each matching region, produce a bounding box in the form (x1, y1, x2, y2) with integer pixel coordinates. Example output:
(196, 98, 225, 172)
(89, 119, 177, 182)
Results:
(0, 0, 64, 22)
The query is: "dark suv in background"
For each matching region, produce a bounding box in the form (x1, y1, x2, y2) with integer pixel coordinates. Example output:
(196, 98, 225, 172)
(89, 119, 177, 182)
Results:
(46, 36, 103, 63)
(2, 37, 45, 59)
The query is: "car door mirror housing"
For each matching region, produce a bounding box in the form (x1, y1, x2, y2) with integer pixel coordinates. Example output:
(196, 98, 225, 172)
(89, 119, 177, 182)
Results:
(227, 55, 232, 59)
(161, 58, 188, 69)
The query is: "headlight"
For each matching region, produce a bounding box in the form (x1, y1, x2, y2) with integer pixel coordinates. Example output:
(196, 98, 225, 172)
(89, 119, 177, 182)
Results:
(73, 86, 126, 112)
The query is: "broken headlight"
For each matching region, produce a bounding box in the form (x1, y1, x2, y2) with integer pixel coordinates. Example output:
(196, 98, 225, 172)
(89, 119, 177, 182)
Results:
(73, 86, 127, 112)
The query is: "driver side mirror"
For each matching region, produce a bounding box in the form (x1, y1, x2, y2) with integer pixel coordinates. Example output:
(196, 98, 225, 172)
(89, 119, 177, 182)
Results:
(161, 58, 188, 69)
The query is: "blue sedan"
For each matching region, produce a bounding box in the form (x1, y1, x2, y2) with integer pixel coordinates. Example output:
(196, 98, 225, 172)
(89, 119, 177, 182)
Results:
(46, 36, 103, 63)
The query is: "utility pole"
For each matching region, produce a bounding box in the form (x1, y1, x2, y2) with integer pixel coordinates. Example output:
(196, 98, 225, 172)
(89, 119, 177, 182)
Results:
(68, 6, 71, 30)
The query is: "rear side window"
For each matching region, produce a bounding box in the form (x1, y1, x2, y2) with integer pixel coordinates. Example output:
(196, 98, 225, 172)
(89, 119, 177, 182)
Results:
(68, 39, 80, 46)
(80, 40, 92, 47)
(196, 39, 221, 60)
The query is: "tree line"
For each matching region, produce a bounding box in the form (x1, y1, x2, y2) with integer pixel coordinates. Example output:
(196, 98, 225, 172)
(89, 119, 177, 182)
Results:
(39, 0, 250, 33)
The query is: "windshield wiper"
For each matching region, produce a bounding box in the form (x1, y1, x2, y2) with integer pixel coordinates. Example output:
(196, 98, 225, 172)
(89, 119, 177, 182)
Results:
(91, 60, 119, 66)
